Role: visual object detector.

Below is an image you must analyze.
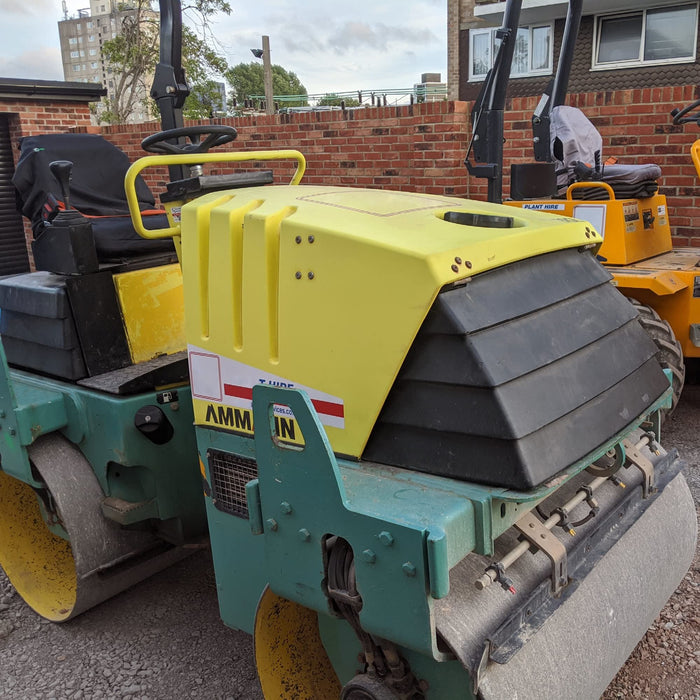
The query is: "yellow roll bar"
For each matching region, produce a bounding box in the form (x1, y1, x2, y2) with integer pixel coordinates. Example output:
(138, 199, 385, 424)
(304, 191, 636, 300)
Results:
(124, 150, 306, 240)
(565, 180, 616, 200)
(691, 140, 700, 181)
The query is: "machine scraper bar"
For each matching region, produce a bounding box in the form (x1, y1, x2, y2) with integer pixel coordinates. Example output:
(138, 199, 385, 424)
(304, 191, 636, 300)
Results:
(476, 474, 610, 593)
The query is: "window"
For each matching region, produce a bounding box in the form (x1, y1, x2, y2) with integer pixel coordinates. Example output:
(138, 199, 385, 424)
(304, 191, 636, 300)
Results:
(76, 23, 81, 31)
(90, 62, 98, 69)
(88, 34, 95, 42)
(594, 4, 698, 68)
(89, 48, 97, 56)
(70, 50, 79, 58)
(68, 37, 77, 45)
(72, 64, 81, 72)
(87, 21, 93, 29)
(469, 23, 553, 80)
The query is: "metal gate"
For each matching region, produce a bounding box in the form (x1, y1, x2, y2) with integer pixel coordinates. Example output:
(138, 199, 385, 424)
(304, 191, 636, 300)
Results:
(0, 115, 30, 275)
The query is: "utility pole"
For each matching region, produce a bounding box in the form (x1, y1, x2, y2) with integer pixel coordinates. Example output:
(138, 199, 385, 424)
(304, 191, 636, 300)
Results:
(262, 35, 274, 115)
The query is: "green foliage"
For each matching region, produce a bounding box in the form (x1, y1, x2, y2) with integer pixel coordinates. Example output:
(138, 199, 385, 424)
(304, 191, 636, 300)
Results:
(99, 0, 231, 124)
(225, 62, 308, 107)
(181, 25, 228, 118)
(318, 93, 360, 107)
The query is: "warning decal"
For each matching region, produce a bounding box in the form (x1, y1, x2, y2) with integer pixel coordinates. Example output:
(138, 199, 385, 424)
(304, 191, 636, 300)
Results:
(188, 345, 345, 430)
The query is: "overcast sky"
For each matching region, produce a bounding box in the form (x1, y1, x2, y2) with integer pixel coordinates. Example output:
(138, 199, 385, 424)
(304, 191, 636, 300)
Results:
(0, 0, 447, 97)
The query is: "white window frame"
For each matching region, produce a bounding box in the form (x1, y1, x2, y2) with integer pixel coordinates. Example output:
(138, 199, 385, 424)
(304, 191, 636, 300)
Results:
(468, 23, 554, 81)
(592, 3, 699, 71)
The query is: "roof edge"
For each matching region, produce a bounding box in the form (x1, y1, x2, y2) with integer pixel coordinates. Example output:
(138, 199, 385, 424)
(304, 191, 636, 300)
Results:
(0, 78, 106, 102)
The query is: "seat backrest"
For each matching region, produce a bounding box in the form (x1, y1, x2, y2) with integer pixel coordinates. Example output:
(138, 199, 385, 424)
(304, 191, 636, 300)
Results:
(550, 106, 603, 192)
(12, 133, 156, 235)
(12, 133, 175, 263)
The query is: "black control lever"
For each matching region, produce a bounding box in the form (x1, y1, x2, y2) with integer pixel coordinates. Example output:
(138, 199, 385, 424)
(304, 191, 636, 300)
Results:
(49, 160, 74, 210)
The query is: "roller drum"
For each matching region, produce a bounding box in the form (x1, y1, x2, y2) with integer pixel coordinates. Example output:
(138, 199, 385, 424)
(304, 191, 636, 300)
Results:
(0, 433, 190, 621)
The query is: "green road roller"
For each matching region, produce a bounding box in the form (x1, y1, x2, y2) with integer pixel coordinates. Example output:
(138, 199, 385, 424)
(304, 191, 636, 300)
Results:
(121, 139, 697, 698)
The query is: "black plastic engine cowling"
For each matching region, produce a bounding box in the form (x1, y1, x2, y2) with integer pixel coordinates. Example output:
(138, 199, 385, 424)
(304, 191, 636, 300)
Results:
(363, 248, 668, 489)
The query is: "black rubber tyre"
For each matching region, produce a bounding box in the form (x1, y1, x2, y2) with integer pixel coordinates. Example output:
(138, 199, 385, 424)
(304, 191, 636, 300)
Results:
(340, 674, 402, 700)
(630, 298, 685, 419)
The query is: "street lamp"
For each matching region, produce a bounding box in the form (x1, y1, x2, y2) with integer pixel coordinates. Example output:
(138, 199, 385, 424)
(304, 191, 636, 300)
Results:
(251, 36, 274, 115)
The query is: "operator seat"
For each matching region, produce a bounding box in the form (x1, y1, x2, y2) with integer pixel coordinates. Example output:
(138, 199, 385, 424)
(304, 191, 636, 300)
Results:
(551, 106, 661, 199)
(3, 133, 184, 384)
(12, 133, 174, 264)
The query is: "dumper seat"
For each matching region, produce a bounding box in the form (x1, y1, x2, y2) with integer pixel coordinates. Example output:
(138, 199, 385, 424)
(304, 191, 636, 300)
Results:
(551, 105, 661, 199)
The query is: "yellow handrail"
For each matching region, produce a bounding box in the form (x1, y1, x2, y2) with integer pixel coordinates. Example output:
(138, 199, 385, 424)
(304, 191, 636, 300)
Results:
(565, 180, 616, 200)
(690, 140, 700, 181)
(124, 149, 306, 239)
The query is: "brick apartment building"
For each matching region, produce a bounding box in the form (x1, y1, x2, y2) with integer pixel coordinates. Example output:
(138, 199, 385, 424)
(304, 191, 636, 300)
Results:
(449, 0, 700, 101)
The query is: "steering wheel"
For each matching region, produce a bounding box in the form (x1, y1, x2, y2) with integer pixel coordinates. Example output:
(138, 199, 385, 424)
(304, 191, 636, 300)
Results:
(671, 99, 700, 125)
(141, 125, 238, 154)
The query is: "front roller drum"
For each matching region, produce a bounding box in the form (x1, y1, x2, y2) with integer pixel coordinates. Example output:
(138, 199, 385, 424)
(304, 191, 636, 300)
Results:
(251, 472, 696, 699)
(254, 586, 342, 700)
(0, 434, 190, 622)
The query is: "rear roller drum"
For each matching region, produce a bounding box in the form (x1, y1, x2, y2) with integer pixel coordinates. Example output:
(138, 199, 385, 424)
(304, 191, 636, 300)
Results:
(0, 434, 189, 621)
(0, 469, 76, 620)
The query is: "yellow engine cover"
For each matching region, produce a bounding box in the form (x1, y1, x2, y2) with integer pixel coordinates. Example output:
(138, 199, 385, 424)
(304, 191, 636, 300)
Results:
(181, 185, 597, 458)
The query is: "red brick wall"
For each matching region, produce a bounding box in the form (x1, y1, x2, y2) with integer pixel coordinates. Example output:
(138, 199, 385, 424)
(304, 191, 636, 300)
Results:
(97, 101, 471, 200)
(5, 92, 700, 252)
(1, 100, 93, 161)
(95, 91, 700, 246)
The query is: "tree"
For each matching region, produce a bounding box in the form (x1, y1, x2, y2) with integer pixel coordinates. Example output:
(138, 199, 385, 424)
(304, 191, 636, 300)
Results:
(180, 25, 229, 118)
(99, 2, 159, 124)
(226, 62, 308, 108)
(318, 93, 360, 108)
(99, 0, 231, 124)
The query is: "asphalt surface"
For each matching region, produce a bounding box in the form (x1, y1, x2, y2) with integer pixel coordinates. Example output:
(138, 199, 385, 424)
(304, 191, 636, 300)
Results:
(0, 386, 698, 700)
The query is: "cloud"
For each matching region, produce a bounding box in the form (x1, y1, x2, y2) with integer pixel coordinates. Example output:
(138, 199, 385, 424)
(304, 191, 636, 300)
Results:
(194, 1, 446, 94)
(0, 47, 64, 81)
(327, 22, 437, 55)
(0, 0, 57, 17)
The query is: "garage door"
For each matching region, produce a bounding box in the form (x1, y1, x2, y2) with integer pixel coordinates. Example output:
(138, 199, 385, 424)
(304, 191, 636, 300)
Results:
(0, 115, 30, 275)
